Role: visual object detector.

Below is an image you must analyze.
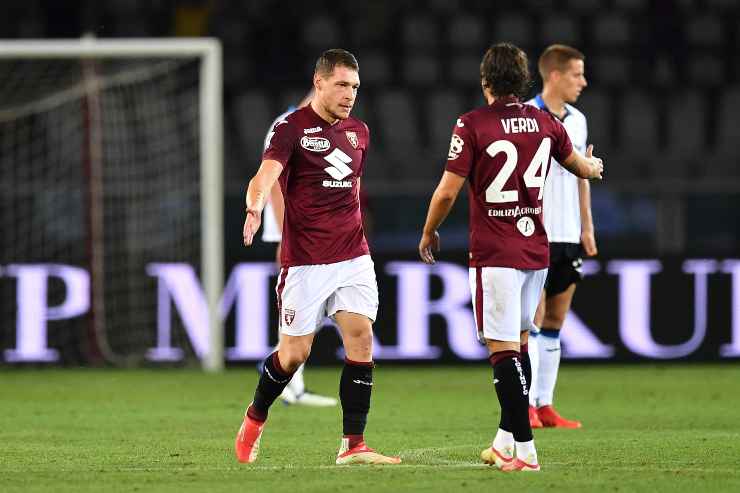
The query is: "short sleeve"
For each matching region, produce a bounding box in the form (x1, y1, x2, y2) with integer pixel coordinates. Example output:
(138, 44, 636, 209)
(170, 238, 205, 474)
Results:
(444, 117, 475, 177)
(262, 119, 297, 167)
(550, 117, 574, 164)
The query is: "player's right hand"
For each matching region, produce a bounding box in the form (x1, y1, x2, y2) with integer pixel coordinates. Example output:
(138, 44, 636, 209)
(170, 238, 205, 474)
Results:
(585, 144, 604, 180)
(243, 209, 262, 247)
(419, 230, 440, 265)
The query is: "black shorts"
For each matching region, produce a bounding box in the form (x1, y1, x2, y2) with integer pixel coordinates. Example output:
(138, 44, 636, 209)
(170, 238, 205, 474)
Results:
(544, 242, 583, 297)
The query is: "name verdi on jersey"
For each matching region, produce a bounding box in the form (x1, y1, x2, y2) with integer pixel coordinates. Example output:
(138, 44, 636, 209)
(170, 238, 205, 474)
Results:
(322, 179, 353, 188)
(501, 117, 540, 134)
(488, 205, 542, 217)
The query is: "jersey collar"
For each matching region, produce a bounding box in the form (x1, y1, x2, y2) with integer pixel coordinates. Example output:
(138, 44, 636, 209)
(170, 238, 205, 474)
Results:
(534, 93, 570, 121)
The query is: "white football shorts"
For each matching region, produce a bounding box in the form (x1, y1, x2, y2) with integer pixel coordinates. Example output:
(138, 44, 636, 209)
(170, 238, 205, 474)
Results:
(276, 255, 379, 336)
(469, 266, 548, 343)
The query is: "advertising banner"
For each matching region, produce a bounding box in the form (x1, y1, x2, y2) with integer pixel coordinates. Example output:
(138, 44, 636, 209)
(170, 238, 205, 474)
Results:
(1, 256, 738, 364)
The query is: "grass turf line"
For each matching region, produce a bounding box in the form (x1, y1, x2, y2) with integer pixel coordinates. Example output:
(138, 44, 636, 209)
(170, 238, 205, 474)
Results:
(1, 365, 739, 492)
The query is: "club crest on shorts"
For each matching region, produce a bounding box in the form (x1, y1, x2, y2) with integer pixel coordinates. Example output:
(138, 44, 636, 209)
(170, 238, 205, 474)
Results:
(345, 131, 358, 149)
(284, 308, 296, 326)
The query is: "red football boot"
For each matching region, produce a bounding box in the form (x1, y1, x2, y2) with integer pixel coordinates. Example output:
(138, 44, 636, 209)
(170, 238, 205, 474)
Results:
(480, 445, 514, 469)
(501, 457, 541, 472)
(335, 438, 401, 465)
(529, 405, 543, 429)
(537, 405, 582, 429)
(235, 409, 266, 463)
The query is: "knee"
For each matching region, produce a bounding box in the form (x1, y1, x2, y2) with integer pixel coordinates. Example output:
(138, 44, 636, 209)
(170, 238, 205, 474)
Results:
(278, 345, 310, 373)
(349, 327, 373, 348)
(345, 328, 373, 359)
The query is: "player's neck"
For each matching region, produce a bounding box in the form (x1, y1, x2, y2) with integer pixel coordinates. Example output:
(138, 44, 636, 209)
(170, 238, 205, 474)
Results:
(310, 100, 339, 125)
(485, 93, 516, 105)
(541, 88, 567, 119)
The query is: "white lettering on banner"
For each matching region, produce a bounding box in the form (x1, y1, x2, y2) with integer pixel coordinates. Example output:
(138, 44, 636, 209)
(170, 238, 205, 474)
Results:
(720, 260, 740, 357)
(384, 262, 486, 360)
(146, 263, 209, 361)
(145, 263, 275, 362)
(606, 259, 718, 359)
(3, 264, 89, 362)
(222, 263, 276, 360)
(3, 259, 740, 363)
(559, 260, 615, 358)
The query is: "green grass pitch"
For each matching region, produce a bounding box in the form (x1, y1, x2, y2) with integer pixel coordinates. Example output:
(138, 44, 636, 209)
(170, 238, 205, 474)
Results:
(2, 365, 740, 492)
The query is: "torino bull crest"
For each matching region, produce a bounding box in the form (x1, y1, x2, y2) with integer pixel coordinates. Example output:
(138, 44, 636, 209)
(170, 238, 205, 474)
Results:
(345, 131, 358, 149)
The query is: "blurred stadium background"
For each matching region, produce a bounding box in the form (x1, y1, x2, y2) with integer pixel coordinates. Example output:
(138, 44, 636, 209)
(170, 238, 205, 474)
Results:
(1, 0, 739, 367)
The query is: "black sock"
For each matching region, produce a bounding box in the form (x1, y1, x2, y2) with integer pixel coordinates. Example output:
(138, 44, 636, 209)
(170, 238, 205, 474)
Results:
(248, 352, 293, 422)
(490, 351, 532, 442)
(340, 358, 374, 436)
(520, 343, 531, 397)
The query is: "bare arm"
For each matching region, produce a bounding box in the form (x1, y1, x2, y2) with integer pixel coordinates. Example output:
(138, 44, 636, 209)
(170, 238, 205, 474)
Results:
(561, 144, 603, 180)
(578, 177, 598, 256)
(419, 171, 466, 264)
(269, 181, 284, 232)
(243, 159, 284, 246)
(269, 180, 285, 264)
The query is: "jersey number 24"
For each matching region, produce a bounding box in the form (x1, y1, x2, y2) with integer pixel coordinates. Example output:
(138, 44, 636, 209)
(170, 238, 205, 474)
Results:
(484, 137, 550, 204)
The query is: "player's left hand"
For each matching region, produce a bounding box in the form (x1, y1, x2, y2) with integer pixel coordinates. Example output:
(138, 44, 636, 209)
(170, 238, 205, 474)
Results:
(243, 209, 262, 247)
(419, 230, 440, 264)
(581, 229, 598, 257)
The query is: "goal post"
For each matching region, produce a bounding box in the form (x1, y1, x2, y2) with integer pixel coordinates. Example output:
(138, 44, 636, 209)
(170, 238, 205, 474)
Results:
(0, 38, 224, 372)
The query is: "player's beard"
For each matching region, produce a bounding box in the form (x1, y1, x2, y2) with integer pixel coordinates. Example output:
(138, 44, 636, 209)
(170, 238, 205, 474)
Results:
(331, 104, 352, 120)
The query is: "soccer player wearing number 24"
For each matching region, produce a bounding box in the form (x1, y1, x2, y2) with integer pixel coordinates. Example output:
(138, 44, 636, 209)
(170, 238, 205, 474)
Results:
(418, 43, 603, 472)
(236, 49, 400, 465)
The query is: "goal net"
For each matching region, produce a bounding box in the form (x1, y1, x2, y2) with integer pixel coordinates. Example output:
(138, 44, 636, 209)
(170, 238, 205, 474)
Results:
(0, 39, 223, 370)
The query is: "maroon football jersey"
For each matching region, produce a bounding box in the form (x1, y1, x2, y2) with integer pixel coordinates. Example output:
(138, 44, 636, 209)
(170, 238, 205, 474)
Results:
(262, 105, 370, 267)
(445, 96, 574, 269)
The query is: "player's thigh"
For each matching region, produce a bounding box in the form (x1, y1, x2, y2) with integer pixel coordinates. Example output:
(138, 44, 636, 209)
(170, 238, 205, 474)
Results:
(276, 264, 336, 337)
(334, 311, 374, 361)
(470, 266, 523, 343)
(327, 255, 379, 326)
(533, 289, 546, 328)
(521, 268, 548, 333)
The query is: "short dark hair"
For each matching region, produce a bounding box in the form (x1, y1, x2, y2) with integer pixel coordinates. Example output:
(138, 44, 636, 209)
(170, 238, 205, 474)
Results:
(538, 44, 585, 80)
(315, 49, 359, 77)
(479, 43, 530, 99)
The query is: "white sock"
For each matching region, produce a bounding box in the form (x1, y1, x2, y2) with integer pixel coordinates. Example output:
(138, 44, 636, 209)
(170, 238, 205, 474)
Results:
(527, 332, 539, 407)
(515, 440, 538, 464)
(536, 329, 561, 407)
(287, 363, 305, 395)
(493, 428, 514, 456)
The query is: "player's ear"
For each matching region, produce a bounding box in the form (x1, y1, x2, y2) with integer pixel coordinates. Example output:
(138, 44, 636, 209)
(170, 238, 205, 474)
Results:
(313, 73, 322, 92)
(481, 83, 493, 103)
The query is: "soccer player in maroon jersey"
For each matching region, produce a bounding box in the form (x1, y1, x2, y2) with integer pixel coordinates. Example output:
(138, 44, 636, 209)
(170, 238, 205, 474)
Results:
(419, 43, 603, 472)
(235, 49, 400, 465)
